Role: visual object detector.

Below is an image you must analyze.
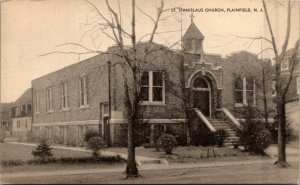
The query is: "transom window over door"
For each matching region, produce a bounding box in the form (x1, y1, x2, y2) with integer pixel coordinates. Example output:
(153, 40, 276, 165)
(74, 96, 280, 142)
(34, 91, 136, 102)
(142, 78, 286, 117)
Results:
(140, 71, 165, 103)
(79, 76, 89, 107)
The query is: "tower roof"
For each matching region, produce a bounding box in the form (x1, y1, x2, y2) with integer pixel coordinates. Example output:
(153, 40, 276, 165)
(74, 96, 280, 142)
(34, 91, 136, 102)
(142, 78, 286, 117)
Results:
(182, 22, 204, 40)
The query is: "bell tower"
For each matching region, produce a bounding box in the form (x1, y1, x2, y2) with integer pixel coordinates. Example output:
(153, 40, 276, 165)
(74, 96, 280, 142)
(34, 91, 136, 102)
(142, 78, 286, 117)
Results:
(182, 13, 204, 54)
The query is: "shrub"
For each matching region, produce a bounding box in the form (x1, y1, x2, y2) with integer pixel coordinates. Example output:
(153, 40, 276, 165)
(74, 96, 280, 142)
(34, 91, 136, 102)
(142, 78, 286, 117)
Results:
(237, 120, 272, 154)
(32, 139, 53, 161)
(191, 123, 216, 147)
(215, 129, 228, 147)
(84, 129, 101, 142)
(157, 134, 178, 155)
(86, 136, 107, 158)
(1, 160, 24, 166)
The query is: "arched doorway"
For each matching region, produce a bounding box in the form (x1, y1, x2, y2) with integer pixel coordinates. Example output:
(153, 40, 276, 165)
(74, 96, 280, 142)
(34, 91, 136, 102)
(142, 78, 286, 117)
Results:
(192, 77, 211, 117)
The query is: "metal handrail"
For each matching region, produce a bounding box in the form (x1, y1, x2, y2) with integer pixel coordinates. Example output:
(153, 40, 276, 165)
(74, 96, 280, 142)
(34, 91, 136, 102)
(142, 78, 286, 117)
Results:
(193, 108, 216, 132)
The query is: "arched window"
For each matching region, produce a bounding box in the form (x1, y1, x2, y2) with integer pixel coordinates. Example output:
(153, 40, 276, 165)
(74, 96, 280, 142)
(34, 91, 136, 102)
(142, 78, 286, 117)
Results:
(193, 77, 209, 89)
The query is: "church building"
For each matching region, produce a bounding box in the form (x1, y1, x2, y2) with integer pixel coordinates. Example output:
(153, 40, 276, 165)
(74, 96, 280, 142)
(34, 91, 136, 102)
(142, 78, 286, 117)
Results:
(31, 17, 274, 146)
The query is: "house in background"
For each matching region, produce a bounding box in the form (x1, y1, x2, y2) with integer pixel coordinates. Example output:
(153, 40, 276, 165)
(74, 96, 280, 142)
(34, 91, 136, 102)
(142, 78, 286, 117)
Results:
(275, 40, 299, 137)
(31, 18, 275, 147)
(0, 103, 13, 135)
(9, 88, 32, 140)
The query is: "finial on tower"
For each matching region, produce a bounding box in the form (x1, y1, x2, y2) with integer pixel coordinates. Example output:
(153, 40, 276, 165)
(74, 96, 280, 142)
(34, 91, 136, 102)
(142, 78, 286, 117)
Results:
(189, 13, 195, 23)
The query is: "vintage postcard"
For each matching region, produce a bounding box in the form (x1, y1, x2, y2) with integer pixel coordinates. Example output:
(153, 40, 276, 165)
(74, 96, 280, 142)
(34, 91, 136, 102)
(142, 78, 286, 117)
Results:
(0, 0, 299, 184)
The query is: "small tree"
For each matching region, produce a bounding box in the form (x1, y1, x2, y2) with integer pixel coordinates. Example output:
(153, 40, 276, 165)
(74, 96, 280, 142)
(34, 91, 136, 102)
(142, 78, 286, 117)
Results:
(86, 136, 107, 158)
(237, 106, 272, 154)
(32, 139, 53, 161)
(157, 134, 178, 155)
(84, 129, 101, 143)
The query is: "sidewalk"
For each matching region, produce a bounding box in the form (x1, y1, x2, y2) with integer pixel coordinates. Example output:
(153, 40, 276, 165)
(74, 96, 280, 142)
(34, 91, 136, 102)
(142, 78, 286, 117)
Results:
(3, 142, 298, 179)
(1, 157, 278, 179)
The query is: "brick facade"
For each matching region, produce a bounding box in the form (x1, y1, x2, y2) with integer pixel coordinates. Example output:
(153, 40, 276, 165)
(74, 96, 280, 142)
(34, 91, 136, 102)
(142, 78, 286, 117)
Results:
(31, 22, 275, 146)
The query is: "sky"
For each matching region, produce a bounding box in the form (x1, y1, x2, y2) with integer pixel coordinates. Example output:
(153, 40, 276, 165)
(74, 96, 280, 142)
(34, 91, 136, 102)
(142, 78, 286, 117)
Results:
(1, 0, 299, 102)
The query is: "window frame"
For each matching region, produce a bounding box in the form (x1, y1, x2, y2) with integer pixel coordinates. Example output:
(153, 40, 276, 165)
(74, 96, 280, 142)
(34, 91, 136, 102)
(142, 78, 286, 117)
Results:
(46, 87, 53, 112)
(61, 82, 69, 110)
(79, 76, 89, 108)
(140, 71, 165, 105)
(234, 76, 256, 107)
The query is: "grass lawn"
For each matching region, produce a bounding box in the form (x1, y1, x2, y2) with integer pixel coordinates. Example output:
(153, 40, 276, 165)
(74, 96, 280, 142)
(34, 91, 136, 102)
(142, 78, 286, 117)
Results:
(105, 145, 271, 164)
(0, 143, 91, 161)
(0, 143, 125, 173)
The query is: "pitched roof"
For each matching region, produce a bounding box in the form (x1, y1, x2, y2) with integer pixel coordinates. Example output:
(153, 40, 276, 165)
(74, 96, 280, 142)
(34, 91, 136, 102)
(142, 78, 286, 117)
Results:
(182, 22, 204, 40)
(14, 88, 32, 105)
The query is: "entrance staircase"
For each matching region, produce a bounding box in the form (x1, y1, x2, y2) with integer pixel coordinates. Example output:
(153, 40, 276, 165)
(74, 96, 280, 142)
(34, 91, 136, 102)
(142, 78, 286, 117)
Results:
(207, 118, 239, 146)
(193, 108, 241, 146)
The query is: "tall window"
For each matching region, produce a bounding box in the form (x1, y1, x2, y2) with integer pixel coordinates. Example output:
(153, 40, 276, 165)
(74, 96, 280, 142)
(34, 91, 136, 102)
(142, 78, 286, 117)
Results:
(34, 92, 40, 113)
(246, 77, 255, 105)
(79, 76, 89, 107)
(61, 82, 68, 109)
(140, 71, 164, 103)
(46, 87, 53, 111)
(235, 76, 256, 106)
(234, 77, 243, 104)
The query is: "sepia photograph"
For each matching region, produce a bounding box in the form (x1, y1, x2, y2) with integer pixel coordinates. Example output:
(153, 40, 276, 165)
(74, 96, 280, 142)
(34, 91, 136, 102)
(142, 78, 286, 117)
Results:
(0, 0, 299, 184)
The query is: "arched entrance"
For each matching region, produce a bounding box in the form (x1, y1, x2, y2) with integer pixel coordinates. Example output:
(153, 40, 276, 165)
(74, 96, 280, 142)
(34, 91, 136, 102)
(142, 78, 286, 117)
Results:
(192, 77, 211, 117)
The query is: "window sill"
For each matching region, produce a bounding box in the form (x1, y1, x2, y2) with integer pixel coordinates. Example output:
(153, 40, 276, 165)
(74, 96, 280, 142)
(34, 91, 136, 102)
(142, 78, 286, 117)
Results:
(46, 110, 54, 114)
(140, 102, 166, 106)
(234, 103, 244, 108)
(35, 112, 40, 115)
(60, 108, 70, 112)
(235, 103, 257, 108)
(79, 105, 89, 110)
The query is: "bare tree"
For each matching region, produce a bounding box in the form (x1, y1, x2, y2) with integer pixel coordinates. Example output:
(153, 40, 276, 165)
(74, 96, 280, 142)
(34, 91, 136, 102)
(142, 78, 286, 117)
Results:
(41, 0, 173, 177)
(262, 0, 298, 167)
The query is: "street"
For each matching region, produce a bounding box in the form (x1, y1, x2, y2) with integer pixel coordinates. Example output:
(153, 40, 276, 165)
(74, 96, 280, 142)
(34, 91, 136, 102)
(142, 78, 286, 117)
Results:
(2, 160, 298, 184)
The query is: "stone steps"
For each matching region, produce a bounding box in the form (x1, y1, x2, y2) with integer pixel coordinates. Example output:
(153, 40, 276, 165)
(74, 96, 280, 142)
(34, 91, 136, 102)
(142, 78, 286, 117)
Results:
(207, 118, 239, 146)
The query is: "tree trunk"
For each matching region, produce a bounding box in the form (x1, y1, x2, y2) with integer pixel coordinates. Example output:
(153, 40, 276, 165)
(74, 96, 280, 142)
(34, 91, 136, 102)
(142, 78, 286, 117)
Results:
(275, 97, 290, 167)
(262, 68, 268, 125)
(125, 68, 139, 178)
(126, 115, 139, 177)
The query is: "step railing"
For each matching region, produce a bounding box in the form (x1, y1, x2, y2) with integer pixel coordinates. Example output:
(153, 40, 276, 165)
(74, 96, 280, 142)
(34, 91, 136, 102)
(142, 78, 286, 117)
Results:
(217, 108, 241, 130)
(193, 108, 216, 132)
